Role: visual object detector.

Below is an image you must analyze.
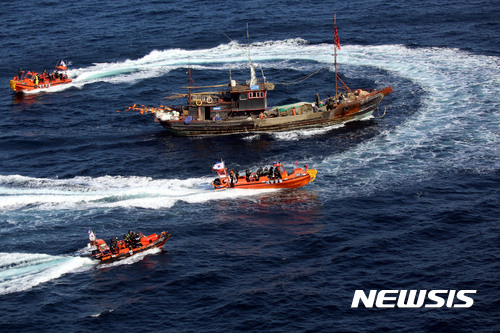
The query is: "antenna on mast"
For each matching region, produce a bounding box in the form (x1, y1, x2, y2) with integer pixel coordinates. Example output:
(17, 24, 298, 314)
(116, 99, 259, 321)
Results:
(246, 22, 257, 85)
(260, 67, 266, 83)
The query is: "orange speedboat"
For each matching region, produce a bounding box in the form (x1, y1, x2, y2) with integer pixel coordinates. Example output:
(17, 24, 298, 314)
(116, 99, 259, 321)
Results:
(211, 161, 317, 190)
(87, 230, 171, 263)
(10, 60, 72, 92)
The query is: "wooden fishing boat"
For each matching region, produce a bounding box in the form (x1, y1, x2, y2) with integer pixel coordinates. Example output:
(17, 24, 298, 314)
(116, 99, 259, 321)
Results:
(211, 161, 317, 190)
(87, 230, 171, 263)
(125, 16, 392, 136)
(10, 60, 72, 92)
(151, 85, 392, 136)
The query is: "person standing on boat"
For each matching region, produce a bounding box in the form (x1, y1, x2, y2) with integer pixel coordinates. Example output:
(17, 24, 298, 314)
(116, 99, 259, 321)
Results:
(110, 237, 118, 253)
(274, 166, 282, 179)
(124, 231, 134, 248)
(256, 167, 263, 180)
(229, 170, 235, 187)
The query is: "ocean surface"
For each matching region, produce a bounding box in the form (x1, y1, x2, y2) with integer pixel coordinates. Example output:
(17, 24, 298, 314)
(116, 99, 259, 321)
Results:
(0, 0, 499, 332)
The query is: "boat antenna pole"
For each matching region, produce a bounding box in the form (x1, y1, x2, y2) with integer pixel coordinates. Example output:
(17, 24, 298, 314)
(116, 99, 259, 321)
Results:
(260, 66, 266, 83)
(218, 28, 260, 84)
(246, 22, 257, 85)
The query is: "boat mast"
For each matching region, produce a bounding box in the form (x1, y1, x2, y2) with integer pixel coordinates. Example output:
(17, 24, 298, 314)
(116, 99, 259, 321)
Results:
(334, 12, 338, 97)
(333, 13, 351, 96)
(188, 67, 192, 102)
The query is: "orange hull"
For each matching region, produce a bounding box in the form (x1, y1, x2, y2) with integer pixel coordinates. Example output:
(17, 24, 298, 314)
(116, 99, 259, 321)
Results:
(231, 173, 312, 189)
(89, 231, 171, 263)
(212, 164, 317, 190)
(11, 62, 72, 92)
(10, 77, 72, 92)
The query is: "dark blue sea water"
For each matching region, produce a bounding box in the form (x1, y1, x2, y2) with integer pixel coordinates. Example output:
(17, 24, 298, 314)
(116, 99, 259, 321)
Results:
(0, 0, 499, 332)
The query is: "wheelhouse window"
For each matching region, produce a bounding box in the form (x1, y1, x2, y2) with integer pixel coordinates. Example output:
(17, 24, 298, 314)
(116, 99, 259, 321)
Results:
(248, 91, 266, 99)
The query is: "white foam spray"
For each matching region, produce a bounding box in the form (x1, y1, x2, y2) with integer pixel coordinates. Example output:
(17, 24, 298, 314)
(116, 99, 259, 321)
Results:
(0, 252, 94, 295)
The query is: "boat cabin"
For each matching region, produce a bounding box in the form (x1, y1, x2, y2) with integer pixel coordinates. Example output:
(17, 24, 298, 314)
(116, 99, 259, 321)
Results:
(183, 79, 274, 121)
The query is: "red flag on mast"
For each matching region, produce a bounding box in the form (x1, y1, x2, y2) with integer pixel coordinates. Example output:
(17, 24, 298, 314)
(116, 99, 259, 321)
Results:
(334, 18, 341, 50)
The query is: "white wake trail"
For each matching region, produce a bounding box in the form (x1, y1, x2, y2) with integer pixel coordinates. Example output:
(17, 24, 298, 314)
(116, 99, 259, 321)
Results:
(0, 252, 94, 295)
(0, 174, 276, 211)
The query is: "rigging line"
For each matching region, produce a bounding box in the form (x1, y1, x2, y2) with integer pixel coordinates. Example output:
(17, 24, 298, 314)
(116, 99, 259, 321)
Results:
(376, 95, 390, 118)
(275, 68, 325, 86)
(218, 29, 247, 53)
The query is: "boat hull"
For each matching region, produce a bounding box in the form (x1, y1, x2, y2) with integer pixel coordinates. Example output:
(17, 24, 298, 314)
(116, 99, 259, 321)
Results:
(213, 169, 317, 190)
(159, 88, 392, 136)
(233, 174, 311, 189)
(9, 78, 72, 92)
(93, 231, 171, 263)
